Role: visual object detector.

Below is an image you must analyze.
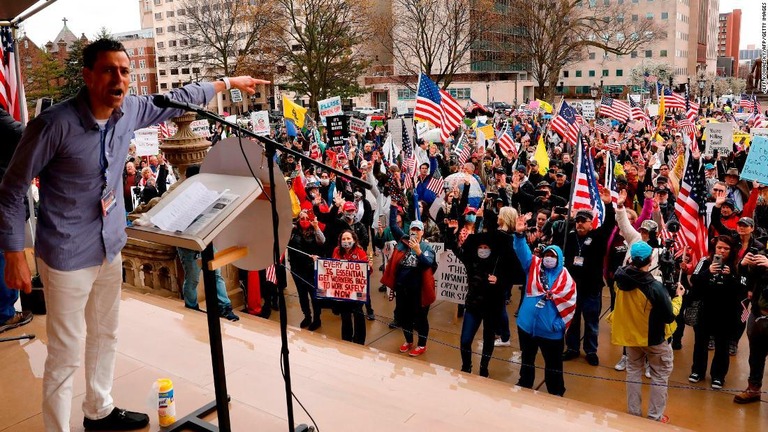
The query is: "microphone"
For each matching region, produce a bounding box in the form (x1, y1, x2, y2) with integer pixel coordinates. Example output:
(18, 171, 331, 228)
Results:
(152, 94, 205, 112)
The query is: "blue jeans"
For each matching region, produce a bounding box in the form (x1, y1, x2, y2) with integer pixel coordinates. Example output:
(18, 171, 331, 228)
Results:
(0, 251, 19, 322)
(460, 309, 500, 371)
(496, 305, 511, 342)
(177, 248, 232, 312)
(565, 293, 601, 355)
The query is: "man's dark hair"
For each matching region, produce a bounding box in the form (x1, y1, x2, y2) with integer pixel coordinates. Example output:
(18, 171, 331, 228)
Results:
(83, 38, 128, 69)
(419, 162, 429, 169)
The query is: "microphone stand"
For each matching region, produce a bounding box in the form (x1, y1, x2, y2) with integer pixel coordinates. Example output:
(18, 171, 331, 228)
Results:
(162, 98, 370, 432)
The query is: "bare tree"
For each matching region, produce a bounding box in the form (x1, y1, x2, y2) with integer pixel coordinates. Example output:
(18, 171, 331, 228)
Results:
(381, 0, 500, 89)
(508, 0, 663, 101)
(175, 0, 279, 80)
(273, 0, 372, 120)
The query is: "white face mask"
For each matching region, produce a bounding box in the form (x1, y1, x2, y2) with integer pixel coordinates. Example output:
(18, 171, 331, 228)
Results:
(341, 240, 354, 250)
(477, 248, 491, 259)
(320, 178, 330, 186)
(542, 256, 558, 269)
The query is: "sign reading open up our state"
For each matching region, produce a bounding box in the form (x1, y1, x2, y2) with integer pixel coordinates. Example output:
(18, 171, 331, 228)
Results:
(316, 259, 369, 302)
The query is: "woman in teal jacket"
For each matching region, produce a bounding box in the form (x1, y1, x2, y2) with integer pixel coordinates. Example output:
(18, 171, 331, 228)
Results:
(512, 213, 577, 396)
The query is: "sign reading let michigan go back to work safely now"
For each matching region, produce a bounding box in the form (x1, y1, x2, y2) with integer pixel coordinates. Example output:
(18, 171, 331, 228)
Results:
(316, 259, 369, 303)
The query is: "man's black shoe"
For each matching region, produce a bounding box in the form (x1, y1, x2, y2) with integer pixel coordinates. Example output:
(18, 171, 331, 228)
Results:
(585, 353, 600, 366)
(83, 407, 149, 431)
(562, 350, 579, 361)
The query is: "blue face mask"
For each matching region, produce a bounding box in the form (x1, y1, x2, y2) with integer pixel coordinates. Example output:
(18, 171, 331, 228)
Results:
(466, 215, 476, 223)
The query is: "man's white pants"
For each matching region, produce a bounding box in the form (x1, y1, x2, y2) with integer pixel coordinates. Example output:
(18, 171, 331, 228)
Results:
(39, 256, 122, 432)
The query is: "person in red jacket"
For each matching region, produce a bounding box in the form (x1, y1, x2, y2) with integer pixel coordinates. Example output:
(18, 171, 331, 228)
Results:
(331, 229, 370, 345)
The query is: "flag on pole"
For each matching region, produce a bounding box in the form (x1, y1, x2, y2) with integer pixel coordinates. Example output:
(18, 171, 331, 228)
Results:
(426, 176, 445, 195)
(605, 153, 619, 204)
(599, 96, 630, 121)
(0, 27, 20, 121)
(662, 87, 686, 110)
(439, 89, 464, 142)
(497, 125, 517, 156)
(454, 132, 472, 165)
(740, 93, 755, 110)
(628, 96, 652, 132)
(594, 118, 612, 135)
(674, 151, 709, 265)
(550, 100, 579, 145)
(571, 133, 605, 226)
(533, 135, 549, 175)
(536, 99, 553, 113)
(414, 72, 443, 127)
(283, 96, 308, 128)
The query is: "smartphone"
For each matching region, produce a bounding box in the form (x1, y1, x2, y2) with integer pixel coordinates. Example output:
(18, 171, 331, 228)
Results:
(749, 247, 760, 255)
(409, 233, 417, 243)
(713, 254, 723, 266)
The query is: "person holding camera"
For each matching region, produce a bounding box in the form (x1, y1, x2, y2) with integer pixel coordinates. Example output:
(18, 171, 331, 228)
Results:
(611, 241, 684, 424)
(688, 235, 744, 389)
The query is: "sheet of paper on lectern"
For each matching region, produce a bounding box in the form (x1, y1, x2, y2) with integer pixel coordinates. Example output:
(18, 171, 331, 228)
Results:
(150, 182, 222, 232)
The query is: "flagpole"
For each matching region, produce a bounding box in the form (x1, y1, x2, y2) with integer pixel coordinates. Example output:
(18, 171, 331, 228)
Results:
(562, 130, 583, 254)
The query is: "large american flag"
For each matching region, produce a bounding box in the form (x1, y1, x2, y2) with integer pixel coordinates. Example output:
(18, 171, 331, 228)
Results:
(0, 27, 20, 121)
(674, 152, 708, 265)
(599, 96, 630, 122)
(439, 89, 465, 142)
(662, 87, 687, 110)
(497, 125, 517, 156)
(414, 72, 442, 126)
(551, 100, 579, 145)
(678, 118, 696, 139)
(571, 133, 605, 225)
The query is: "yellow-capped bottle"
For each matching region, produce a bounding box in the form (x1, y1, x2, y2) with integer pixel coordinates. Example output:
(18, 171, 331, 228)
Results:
(157, 378, 176, 427)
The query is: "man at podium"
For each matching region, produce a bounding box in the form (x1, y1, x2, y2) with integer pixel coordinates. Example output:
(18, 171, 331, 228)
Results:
(0, 38, 267, 432)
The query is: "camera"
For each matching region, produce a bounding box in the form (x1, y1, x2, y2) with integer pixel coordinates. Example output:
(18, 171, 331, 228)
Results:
(553, 206, 567, 216)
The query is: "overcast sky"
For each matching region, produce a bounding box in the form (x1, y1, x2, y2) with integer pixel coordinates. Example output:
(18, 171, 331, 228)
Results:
(17, 0, 765, 50)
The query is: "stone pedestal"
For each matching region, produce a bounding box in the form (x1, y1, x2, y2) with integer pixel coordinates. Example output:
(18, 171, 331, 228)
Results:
(159, 112, 210, 181)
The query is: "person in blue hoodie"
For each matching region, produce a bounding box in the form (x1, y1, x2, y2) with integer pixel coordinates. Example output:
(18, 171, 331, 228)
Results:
(512, 213, 577, 396)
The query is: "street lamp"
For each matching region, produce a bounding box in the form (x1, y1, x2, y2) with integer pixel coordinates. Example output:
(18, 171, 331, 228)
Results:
(668, 76, 673, 90)
(486, 82, 490, 105)
(710, 84, 715, 105)
(600, 79, 604, 97)
(697, 77, 706, 105)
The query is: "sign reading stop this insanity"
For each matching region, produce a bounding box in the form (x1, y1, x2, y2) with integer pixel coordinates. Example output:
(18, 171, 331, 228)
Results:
(316, 258, 369, 302)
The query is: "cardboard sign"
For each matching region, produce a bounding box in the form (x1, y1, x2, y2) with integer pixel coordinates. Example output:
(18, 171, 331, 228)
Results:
(581, 100, 595, 120)
(350, 117, 367, 135)
(315, 258, 369, 302)
(740, 136, 768, 184)
(318, 96, 342, 119)
(251, 111, 270, 136)
(434, 250, 467, 304)
(751, 128, 768, 140)
(397, 101, 408, 115)
(415, 121, 429, 139)
(704, 122, 733, 156)
(367, 115, 385, 129)
(230, 88, 243, 103)
(133, 128, 159, 157)
(327, 115, 348, 146)
(189, 119, 211, 138)
(429, 242, 445, 262)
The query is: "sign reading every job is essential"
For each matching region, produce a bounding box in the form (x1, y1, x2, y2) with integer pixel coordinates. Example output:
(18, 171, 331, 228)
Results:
(316, 259, 369, 303)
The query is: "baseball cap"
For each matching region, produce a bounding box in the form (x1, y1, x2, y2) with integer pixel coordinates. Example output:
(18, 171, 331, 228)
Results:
(704, 163, 715, 170)
(536, 181, 552, 190)
(656, 175, 668, 184)
(493, 167, 505, 175)
(342, 202, 356, 212)
(639, 220, 658, 232)
(575, 209, 593, 221)
(464, 207, 478, 215)
(630, 241, 653, 261)
(738, 217, 755, 227)
(409, 220, 424, 231)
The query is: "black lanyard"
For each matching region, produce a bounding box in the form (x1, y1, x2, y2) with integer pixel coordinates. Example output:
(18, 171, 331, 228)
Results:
(98, 126, 116, 190)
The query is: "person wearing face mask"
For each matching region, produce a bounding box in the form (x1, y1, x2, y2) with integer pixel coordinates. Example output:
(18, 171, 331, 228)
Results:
(331, 230, 371, 345)
(288, 211, 326, 330)
(512, 212, 576, 396)
(381, 207, 437, 357)
(316, 199, 370, 257)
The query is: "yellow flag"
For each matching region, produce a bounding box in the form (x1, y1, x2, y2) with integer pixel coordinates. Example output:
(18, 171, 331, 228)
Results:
(477, 124, 495, 139)
(653, 91, 665, 141)
(537, 99, 553, 113)
(283, 95, 308, 128)
(534, 135, 549, 175)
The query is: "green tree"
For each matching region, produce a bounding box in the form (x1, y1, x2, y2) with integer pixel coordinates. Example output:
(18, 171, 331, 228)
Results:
(24, 52, 64, 113)
(274, 0, 372, 121)
(59, 38, 87, 101)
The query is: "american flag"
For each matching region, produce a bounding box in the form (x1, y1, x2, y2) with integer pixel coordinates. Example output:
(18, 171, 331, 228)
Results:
(678, 118, 696, 138)
(674, 151, 709, 265)
(0, 27, 20, 121)
(401, 118, 416, 189)
(439, 89, 465, 142)
(266, 265, 277, 284)
(158, 121, 172, 139)
(575, 113, 584, 125)
(662, 87, 687, 110)
(599, 96, 630, 122)
(571, 133, 605, 225)
(594, 118, 612, 135)
(550, 100, 579, 145)
(740, 93, 755, 110)
(454, 132, 472, 165)
(753, 94, 762, 115)
(658, 222, 685, 257)
(497, 124, 517, 156)
(628, 96, 652, 132)
(414, 73, 442, 126)
(741, 299, 751, 323)
(426, 176, 445, 195)
(468, 97, 489, 113)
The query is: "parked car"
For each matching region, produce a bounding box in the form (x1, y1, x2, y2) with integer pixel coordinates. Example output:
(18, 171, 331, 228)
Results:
(486, 101, 512, 115)
(354, 106, 384, 115)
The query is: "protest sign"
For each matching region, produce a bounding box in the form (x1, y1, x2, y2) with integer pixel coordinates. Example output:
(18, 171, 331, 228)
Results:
(251, 111, 270, 136)
(415, 121, 429, 139)
(315, 259, 369, 302)
(740, 136, 768, 184)
(189, 119, 211, 138)
(133, 128, 159, 157)
(704, 122, 733, 156)
(367, 115, 385, 129)
(327, 115, 348, 146)
(429, 242, 445, 261)
(581, 100, 595, 120)
(751, 128, 768, 140)
(318, 96, 342, 119)
(434, 250, 467, 304)
(350, 117, 367, 135)
(230, 89, 243, 103)
(397, 101, 408, 115)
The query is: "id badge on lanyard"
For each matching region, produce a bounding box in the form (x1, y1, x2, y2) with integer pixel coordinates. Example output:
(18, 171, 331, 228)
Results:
(98, 127, 117, 217)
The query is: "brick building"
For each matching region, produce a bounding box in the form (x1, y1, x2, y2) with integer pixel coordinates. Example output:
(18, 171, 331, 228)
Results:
(717, 9, 741, 77)
(113, 29, 159, 96)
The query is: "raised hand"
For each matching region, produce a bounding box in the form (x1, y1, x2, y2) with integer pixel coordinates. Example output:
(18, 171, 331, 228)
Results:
(599, 186, 612, 204)
(516, 212, 532, 233)
(617, 189, 628, 207)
